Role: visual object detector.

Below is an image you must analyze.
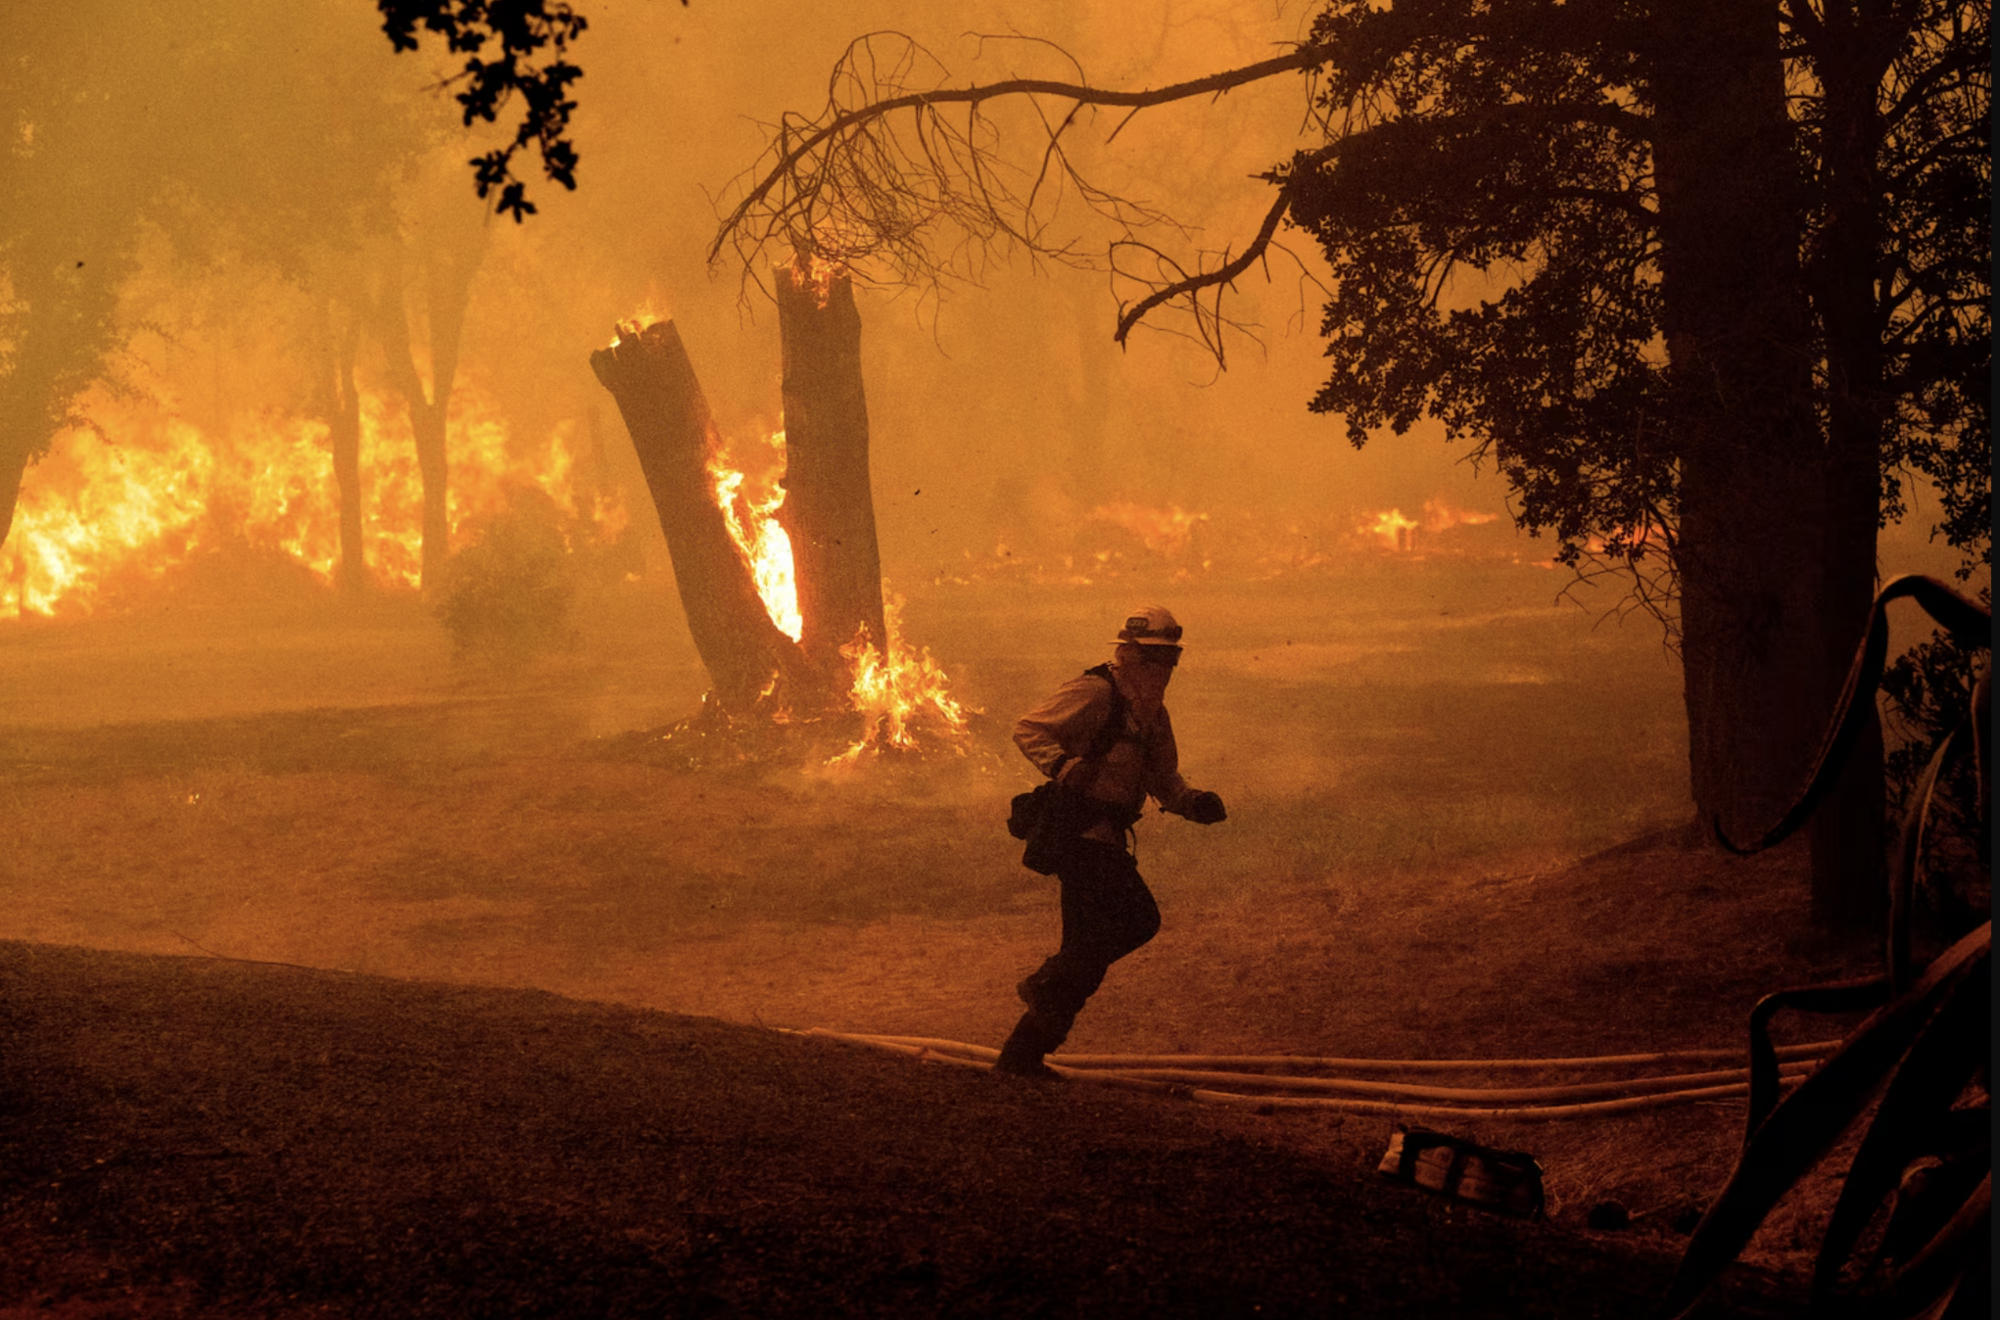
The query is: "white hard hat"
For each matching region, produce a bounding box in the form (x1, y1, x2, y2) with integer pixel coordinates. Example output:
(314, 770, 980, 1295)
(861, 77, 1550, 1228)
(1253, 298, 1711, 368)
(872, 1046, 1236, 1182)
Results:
(1114, 605, 1184, 649)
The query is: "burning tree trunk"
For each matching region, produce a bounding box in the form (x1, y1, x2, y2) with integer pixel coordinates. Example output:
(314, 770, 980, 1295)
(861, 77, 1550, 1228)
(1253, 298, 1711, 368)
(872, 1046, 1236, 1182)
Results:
(775, 266, 887, 675)
(312, 296, 366, 593)
(591, 319, 801, 709)
(373, 228, 483, 591)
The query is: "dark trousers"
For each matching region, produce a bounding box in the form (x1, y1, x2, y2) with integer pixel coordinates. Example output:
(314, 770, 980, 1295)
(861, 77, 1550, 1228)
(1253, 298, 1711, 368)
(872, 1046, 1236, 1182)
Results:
(1000, 839, 1160, 1066)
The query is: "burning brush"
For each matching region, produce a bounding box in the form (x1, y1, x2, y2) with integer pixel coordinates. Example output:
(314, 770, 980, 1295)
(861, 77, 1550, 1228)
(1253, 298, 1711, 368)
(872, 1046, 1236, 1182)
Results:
(1, 388, 626, 618)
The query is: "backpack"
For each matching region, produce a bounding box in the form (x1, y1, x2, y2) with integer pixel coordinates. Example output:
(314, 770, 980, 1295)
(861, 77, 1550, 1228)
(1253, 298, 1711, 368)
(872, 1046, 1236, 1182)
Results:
(1007, 666, 1131, 874)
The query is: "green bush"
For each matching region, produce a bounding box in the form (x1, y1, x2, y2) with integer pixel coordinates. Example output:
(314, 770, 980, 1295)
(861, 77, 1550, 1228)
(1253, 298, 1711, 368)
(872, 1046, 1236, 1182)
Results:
(433, 488, 579, 666)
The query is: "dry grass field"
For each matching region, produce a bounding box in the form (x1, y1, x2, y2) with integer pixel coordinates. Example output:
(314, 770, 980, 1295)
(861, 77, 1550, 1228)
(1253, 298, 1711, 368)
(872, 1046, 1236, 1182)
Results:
(0, 562, 1898, 1314)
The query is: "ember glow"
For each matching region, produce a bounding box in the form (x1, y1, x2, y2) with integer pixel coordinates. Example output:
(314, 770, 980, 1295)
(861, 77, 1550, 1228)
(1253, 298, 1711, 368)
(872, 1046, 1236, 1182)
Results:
(1, 389, 623, 618)
(707, 429, 803, 642)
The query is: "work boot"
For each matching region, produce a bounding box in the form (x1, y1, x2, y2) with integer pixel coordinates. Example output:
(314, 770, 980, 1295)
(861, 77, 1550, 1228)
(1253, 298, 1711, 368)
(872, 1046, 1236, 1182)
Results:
(994, 1010, 1063, 1081)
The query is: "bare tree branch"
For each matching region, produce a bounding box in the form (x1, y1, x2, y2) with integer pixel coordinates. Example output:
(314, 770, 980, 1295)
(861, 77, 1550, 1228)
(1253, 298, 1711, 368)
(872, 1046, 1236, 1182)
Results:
(709, 30, 1656, 359)
(1112, 178, 1295, 350)
(708, 36, 1340, 267)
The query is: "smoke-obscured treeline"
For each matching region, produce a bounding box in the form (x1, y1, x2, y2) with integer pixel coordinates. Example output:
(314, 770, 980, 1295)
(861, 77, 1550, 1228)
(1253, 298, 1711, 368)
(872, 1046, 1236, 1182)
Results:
(7, 0, 1548, 620)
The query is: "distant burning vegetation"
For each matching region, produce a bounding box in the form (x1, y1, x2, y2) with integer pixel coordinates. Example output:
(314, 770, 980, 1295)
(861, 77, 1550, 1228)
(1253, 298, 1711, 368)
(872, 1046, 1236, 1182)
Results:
(0, 387, 627, 619)
(945, 495, 1515, 588)
(1360, 499, 1501, 554)
(2, 378, 971, 764)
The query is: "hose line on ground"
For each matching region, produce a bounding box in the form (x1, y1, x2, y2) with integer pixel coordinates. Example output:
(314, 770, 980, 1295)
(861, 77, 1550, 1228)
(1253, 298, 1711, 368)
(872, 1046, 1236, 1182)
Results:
(798, 1029, 1837, 1122)
(842, 1032, 1843, 1072)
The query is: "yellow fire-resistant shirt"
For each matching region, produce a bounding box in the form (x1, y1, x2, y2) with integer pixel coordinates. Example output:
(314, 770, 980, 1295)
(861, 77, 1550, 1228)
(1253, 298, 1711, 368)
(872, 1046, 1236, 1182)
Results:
(1013, 667, 1202, 844)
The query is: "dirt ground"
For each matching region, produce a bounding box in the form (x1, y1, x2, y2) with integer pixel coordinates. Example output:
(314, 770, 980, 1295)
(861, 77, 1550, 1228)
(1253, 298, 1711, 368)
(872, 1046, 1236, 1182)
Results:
(0, 565, 1909, 1314)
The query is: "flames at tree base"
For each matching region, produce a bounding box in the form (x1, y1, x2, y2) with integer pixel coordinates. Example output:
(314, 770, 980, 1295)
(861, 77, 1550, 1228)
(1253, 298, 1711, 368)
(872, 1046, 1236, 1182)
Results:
(602, 688, 987, 776)
(601, 595, 978, 772)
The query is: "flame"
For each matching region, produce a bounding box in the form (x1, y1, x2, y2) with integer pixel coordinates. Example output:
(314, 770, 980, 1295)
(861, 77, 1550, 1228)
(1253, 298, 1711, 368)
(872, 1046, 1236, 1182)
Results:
(700, 424, 973, 756)
(2, 420, 214, 615)
(1, 385, 627, 618)
(1364, 507, 1423, 553)
(610, 300, 670, 347)
(1088, 502, 1209, 556)
(707, 428, 802, 641)
(830, 592, 971, 763)
(1419, 498, 1499, 535)
(785, 252, 841, 308)
(1359, 499, 1500, 554)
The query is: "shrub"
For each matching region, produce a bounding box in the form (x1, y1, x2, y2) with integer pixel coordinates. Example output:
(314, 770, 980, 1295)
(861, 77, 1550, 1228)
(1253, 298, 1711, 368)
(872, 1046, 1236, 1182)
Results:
(433, 488, 579, 666)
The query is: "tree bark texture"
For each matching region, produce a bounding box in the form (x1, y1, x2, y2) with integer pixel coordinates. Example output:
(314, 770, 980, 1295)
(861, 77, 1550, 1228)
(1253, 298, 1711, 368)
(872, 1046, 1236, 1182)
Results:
(1650, 2, 1846, 866)
(1796, 6, 1902, 924)
(591, 320, 802, 709)
(775, 267, 887, 677)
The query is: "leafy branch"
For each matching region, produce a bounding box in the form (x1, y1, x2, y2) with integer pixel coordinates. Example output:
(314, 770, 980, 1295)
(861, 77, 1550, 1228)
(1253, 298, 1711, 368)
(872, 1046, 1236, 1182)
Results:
(377, 0, 609, 222)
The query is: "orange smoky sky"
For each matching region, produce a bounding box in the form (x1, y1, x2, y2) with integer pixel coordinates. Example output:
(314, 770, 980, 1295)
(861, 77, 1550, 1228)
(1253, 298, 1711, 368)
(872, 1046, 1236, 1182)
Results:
(536, 0, 1492, 577)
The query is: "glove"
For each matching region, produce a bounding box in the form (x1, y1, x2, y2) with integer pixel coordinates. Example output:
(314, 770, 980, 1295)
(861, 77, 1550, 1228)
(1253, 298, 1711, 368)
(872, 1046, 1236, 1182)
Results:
(1182, 790, 1227, 825)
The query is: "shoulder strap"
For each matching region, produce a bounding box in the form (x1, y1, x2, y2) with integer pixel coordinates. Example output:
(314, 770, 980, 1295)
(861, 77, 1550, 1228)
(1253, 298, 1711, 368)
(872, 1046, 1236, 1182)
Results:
(1079, 664, 1131, 761)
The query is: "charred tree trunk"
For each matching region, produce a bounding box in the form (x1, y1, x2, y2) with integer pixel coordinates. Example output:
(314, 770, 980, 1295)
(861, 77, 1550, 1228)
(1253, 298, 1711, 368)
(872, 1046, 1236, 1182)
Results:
(374, 231, 482, 591)
(1651, 2, 1840, 864)
(0, 433, 26, 560)
(592, 319, 801, 709)
(313, 296, 367, 594)
(775, 267, 887, 680)
(331, 327, 365, 595)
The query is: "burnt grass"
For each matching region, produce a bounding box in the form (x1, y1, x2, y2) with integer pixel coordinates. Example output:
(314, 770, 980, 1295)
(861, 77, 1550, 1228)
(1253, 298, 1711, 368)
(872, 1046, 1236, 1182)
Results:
(2, 941, 1803, 1319)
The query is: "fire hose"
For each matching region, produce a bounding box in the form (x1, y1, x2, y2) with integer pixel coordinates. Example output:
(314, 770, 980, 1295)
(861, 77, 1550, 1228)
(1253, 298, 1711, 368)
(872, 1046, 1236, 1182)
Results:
(797, 1029, 1841, 1123)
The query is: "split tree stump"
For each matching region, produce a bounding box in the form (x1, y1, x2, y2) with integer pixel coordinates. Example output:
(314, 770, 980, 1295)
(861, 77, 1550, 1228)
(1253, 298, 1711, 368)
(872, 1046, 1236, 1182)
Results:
(590, 320, 799, 710)
(775, 267, 888, 674)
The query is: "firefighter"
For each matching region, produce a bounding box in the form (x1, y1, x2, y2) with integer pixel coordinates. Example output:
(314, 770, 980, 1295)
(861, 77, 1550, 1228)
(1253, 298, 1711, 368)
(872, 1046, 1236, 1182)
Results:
(997, 605, 1227, 1078)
